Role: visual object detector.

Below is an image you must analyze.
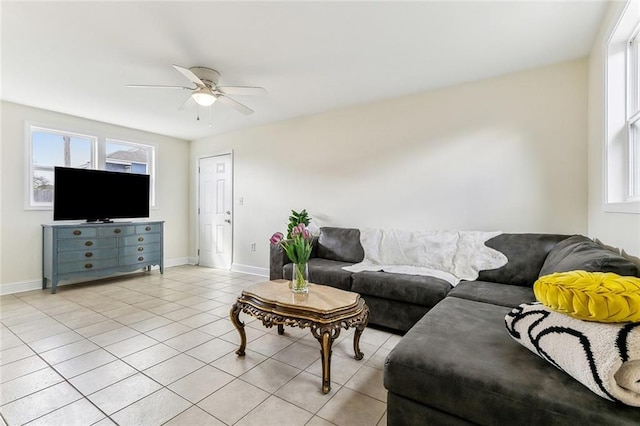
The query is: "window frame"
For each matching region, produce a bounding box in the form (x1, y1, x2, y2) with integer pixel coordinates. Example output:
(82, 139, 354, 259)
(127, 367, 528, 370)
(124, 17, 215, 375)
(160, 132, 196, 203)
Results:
(26, 124, 98, 210)
(105, 138, 157, 207)
(604, 0, 640, 214)
(25, 123, 157, 210)
(627, 30, 640, 201)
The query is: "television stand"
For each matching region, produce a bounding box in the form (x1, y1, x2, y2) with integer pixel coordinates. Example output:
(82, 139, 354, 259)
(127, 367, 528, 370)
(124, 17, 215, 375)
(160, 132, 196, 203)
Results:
(42, 221, 164, 294)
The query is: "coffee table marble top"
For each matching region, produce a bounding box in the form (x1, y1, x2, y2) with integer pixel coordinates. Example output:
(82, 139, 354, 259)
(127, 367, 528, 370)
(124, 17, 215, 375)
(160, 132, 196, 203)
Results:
(241, 279, 361, 318)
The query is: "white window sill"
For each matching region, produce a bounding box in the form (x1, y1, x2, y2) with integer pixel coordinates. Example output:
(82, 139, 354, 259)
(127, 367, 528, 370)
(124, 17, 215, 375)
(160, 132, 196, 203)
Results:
(24, 205, 53, 211)
(603, 201, 640, 214)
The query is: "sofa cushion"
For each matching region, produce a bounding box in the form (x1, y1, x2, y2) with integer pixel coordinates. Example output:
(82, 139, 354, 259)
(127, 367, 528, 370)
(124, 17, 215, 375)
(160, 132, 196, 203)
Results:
(539, 235, 639, 277)
(477, 233, 570, 287)
(384, 297, 640, 425)
(447, 280, 535, 307)
(284, 258, 353, 291)
(351, 271, 451, 307)
(317, 227, 364, 263)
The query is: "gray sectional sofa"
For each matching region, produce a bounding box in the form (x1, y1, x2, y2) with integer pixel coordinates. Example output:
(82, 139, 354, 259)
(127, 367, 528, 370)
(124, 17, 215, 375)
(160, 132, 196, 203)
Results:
(270, 227, 640, 425)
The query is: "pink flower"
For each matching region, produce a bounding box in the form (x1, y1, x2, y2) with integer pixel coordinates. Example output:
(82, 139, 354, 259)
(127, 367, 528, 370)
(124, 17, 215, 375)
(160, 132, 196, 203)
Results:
(269, 232, 284, 245)
(291, 223, 311, 240)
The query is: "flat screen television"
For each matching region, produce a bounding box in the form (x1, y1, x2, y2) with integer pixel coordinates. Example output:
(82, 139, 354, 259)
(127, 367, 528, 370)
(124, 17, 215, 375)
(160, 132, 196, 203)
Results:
(53, 167, 150, 222)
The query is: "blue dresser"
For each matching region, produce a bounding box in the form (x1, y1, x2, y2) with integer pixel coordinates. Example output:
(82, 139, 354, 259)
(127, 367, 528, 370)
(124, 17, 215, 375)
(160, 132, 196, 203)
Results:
(42, 221, 164, 294)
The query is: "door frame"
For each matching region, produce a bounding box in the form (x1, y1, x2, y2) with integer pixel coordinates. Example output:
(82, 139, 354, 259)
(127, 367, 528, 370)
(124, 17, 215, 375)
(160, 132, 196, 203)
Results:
(196, 151, 234, 268)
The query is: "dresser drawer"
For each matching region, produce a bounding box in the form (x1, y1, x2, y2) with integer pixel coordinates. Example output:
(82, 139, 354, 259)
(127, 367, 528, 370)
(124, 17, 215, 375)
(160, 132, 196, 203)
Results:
(118, 244, 160, 257)
(136, 224, 161, 234)
(97, 226, 135, 237)
(58, 238, 117, 252)
(57, 258, 118, 274)
(120, 253, 161, 267)
(57, 228, 98, 239)
(58, 248, 118, 262)
(122, 233, 161, 246)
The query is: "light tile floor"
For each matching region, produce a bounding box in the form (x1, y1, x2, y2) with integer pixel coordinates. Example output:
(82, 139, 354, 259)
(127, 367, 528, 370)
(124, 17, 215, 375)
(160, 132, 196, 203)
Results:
(0, 266, 400, 425)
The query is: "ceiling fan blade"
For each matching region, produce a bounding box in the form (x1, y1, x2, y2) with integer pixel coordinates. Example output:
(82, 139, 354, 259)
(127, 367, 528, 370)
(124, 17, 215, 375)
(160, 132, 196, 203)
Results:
(217, 86, 267, 96)
(173, 64, 206, 86)
(127, 84, 192, 89)
(217, 95, 254, 115)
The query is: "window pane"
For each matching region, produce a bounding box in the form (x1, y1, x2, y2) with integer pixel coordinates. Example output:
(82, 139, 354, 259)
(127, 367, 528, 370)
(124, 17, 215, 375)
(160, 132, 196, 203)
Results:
(32, 131, 92, 168)
(106, 141, 149, 174)
(33, 169, 54, 203)
(31, 129, 94, 206)
(632, 121, 640, 199)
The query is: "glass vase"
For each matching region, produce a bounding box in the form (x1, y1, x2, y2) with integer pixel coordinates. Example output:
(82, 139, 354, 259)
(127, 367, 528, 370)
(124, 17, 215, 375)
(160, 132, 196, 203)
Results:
(291, 262, 309, 294)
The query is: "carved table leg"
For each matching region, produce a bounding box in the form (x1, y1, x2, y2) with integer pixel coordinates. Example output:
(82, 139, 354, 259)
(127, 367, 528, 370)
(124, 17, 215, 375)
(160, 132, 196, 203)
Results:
(277, 324, 284, 335)
(320, 331, 333, 394)
(230, 303, 247, 356)
(314, 326, 341, 394)
(353, 307, 369, 360)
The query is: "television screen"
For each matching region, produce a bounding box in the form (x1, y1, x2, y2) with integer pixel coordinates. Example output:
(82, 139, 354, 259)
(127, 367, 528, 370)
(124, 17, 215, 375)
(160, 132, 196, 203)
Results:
(53, 167, 150, 222)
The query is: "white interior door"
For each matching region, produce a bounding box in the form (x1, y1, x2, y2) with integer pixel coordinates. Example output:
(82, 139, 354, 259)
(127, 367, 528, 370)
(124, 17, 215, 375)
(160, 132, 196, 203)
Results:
(198, 154, 232, 269)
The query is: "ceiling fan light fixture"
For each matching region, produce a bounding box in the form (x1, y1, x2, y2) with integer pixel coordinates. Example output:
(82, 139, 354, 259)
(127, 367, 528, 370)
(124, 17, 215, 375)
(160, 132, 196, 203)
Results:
(192, 88, 216, 107)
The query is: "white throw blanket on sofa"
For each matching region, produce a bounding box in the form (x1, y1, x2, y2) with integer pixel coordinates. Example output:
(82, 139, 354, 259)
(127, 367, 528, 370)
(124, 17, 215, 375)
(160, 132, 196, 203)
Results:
(342, 229, 508, 286)
(505, 302, 640, 407)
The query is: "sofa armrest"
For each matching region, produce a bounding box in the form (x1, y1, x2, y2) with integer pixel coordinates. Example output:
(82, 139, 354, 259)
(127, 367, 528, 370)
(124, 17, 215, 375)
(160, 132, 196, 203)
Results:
(270, 243, 288, 280)
(269, 237, 319, 280)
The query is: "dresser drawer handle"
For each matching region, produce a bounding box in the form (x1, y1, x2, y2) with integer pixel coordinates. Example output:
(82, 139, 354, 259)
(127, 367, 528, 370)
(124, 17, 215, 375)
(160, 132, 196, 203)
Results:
(138, 237, 144, 242)
(145, 226, 151, 231)
(137, 247, 144, 252)
(85, 252, 93, 258)
(73, 230, 82, 236)
(85, 263, 93, 269)
(138, 256, 144, 262)
(85, 241, 93, 247)
(114, 228, 121, 234)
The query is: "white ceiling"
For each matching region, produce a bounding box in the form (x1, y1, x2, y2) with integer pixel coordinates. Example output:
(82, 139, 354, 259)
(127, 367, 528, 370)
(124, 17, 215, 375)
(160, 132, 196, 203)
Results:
(1, 1, 608, 141)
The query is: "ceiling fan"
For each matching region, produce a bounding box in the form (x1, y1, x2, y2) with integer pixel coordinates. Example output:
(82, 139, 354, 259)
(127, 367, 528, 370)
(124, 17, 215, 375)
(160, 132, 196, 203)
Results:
(127, 65, 267, 115)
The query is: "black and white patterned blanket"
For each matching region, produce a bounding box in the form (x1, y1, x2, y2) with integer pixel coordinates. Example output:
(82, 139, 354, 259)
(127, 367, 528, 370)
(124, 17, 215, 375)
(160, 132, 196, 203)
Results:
(505, 302, 640, 406)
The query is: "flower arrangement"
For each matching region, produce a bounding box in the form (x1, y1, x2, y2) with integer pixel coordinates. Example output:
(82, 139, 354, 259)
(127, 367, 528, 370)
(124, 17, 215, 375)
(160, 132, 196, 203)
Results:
(270, 210, 313, 293)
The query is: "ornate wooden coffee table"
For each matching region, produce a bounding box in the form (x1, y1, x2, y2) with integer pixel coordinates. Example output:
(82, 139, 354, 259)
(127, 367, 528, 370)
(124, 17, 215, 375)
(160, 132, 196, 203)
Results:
(230, 279, 369, 394)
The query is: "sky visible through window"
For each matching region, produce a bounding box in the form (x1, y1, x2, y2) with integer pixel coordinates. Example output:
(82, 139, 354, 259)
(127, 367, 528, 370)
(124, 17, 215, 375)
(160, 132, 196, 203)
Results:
(32, 131, 92, 167)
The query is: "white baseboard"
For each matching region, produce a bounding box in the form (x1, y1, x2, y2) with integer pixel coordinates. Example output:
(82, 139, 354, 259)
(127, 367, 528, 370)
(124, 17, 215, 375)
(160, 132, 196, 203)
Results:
(0, 257, 191, 296)
(165, 257, 189, 268)
(187, 257, 199, 265)
(231, 263, 269, 277)
(0, 279, 42, 296)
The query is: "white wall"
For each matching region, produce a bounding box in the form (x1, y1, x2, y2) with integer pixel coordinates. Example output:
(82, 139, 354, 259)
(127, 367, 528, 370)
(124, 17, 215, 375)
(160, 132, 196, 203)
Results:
(588, 2, 640, 258)
(191, 59, 589, 272)
(0, 102, 190, 293)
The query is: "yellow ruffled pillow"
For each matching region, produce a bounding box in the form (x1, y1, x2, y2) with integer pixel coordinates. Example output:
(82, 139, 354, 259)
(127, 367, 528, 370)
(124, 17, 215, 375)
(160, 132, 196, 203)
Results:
(534, 271, 640, 323)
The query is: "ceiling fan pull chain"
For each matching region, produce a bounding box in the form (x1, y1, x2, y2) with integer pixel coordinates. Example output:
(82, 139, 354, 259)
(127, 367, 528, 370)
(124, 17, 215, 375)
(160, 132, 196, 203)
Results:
(209, 106, 212, 128)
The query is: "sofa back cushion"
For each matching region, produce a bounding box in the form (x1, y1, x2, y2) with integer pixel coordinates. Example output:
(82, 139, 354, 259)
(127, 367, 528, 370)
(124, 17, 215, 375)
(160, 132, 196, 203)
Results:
(477, 233, 570, 287)
(538, 235, 639, 277)
(317, 227, 364, 263)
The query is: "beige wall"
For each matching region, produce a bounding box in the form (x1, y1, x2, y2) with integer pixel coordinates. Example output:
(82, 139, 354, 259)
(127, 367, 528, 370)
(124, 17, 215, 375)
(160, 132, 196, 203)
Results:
(191, 59, 589, 272)
(588, 2, 640, 258)
(0, 102, 190, 293)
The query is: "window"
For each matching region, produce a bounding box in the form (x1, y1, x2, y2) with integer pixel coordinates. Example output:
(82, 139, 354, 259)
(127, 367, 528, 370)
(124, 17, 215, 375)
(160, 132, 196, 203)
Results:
(628, 32, 640, 200)
(29, 127, 96, 206)
(27, 126, 156, 209)
(605, 1, 640, 213)
(106, 139, 156, 205)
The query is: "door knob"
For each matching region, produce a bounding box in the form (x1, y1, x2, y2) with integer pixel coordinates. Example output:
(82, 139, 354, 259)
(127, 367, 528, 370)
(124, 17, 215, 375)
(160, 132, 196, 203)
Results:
(225, 219, 231, 224)
(226, 211, 231, 215)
